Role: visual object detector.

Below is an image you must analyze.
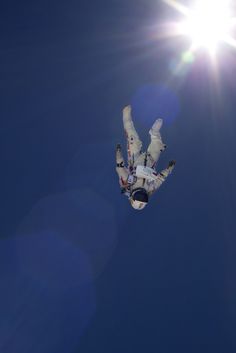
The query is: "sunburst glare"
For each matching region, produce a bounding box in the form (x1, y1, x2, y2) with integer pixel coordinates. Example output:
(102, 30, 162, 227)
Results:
(162, 0, 236, 56)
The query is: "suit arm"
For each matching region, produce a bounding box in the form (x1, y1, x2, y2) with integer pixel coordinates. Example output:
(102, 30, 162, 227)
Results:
(153, 161, 176, 191)
(116, 144, 129, 188)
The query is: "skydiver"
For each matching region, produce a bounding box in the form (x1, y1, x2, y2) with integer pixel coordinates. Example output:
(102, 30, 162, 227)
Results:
(116, 105, 176, 210)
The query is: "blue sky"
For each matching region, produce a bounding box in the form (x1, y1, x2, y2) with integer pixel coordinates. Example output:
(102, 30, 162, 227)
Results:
(1, 0, 236, 352)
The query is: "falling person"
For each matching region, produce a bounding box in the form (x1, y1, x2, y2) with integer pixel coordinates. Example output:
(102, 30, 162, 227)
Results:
(116, 105, 176, 210)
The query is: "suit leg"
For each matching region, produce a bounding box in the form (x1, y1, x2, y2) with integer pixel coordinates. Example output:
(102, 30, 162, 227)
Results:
(122, 106, 142, 166)
(147, 118, 166, 165)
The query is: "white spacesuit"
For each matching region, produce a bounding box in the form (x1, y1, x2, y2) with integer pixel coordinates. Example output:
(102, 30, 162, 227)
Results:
(116, 105, 175, 210)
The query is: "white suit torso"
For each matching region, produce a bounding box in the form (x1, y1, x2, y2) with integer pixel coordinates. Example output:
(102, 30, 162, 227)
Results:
(128, 152, 157, 196)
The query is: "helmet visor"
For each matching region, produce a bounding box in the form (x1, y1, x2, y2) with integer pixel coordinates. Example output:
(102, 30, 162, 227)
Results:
(132, 188, 149, 203)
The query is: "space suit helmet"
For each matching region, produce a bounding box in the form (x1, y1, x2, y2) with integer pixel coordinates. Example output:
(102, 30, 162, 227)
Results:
(130, 188, 149, 210)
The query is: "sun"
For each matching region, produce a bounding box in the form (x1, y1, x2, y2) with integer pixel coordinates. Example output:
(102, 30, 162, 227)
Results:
(179, 0, 233, 53)
(163, 0, 236, 55)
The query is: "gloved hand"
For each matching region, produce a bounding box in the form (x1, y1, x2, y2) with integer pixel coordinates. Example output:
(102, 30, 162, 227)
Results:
(116, 143, 122, 151)
(168, 160, 176, 168)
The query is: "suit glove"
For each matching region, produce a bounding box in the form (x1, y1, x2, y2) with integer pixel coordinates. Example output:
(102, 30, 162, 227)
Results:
(168, 160, 176, 168)
(116, 143, 122, 151)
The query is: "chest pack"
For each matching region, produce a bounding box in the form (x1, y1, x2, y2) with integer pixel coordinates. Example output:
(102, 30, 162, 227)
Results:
(135, 165, 158, 181)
